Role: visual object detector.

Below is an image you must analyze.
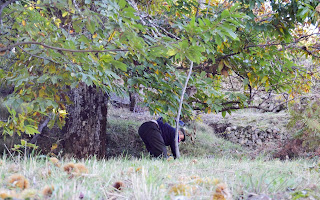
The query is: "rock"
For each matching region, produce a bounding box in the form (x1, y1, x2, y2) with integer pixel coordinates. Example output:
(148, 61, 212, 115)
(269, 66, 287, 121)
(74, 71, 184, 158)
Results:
(240, 139, 246, 145)
(247, 140, 253, 146)
(247, 193, 272, 200)
(273, 128, 280, 134)
(256, 139, 262, 145)
(252, 134, 257, 141)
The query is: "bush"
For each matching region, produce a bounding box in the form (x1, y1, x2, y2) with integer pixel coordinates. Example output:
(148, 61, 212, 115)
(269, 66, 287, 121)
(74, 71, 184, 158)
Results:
(287, 99, 320, 153)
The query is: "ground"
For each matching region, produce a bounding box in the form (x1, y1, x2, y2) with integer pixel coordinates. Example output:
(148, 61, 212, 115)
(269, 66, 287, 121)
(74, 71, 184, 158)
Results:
(107, 106, 292, 159)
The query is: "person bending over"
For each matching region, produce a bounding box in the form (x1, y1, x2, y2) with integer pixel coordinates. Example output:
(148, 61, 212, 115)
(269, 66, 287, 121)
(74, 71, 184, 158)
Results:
(138, 118, 186, 158)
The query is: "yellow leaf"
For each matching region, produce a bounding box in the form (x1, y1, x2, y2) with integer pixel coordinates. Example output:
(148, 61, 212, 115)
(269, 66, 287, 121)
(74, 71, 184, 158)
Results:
(51, 143, 58, 151)
(39, 89, 46, 97)
(62, 11, 68, 17)
(22, 20, 26, 26)
(55, 95, 60, 101)
(108, 31, 116, 42)
(218, 60, 224, 71)
(265, 80, 269, 88)
(135, 167, 142, 172)
(207, 109, 211, 114)
(279, 27, 284, 33)
(261, 76, 268, 83)
(58, 109, 67, 116)
(54, 18, 61, 28)
(155, 69, 159, 75)
(92, 33, 97, 39)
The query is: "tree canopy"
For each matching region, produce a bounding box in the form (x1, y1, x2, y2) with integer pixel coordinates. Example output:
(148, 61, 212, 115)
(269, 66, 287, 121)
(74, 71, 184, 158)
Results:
(0, 0, 319, 152)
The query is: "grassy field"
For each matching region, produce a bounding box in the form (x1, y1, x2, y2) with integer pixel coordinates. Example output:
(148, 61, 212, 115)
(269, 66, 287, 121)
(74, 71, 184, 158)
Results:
(0, 154, 319, 199)
(0, 107, 320, 199)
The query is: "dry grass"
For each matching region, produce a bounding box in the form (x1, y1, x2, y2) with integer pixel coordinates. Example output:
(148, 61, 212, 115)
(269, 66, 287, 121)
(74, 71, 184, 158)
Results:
(0, 155, 319, 199)
(0, 107, 319, 199)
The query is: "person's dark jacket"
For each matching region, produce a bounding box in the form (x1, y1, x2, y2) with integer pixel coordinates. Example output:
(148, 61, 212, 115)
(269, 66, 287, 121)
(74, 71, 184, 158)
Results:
(156, 118, 178, 158)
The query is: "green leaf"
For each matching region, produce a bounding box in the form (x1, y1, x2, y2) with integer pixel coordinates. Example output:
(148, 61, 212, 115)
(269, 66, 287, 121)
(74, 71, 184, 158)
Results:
(119, 0, 126, 9)
(221, 9, 230, 18)
(179, 40, 189, 49)
(123, 7, 138, 19)
(222, 111, 226, 118)
(25, 125, 40, 136)
(214, 35, 222, 46)
(110, 60, 127, 71)
(221, 26, 238, 40)
(87, 20, 96, 34)
(230, 3, 240, 12)
(100, 54, 113, 63)
(167, 48, 178, 56)
(79, 35, 90, 44)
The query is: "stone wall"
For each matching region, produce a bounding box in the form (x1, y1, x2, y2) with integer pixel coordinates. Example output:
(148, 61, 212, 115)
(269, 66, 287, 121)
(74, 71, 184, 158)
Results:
(209, 123, 290, 148)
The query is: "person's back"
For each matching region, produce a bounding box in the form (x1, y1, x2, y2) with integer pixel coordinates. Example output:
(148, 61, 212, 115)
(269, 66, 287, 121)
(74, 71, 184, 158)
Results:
(138, 118, 185, 158)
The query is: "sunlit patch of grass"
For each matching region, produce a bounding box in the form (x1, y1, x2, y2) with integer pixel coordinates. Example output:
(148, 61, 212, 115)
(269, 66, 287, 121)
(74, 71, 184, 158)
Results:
(179, 121, 248, 159)
(0, 155, 319, 199)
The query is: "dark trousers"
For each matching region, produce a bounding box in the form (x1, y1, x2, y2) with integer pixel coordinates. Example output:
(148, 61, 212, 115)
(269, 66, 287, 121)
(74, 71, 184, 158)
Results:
(138, 121, 167, 158)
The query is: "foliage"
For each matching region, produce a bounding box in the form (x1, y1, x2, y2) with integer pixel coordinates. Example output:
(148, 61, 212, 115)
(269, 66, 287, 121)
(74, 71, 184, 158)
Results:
(287, 99, 320, 151)
(0, 0, 320, 150)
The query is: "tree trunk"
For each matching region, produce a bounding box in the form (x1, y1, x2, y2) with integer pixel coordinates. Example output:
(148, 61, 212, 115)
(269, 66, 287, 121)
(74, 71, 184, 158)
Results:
(62, 82, 108, 158)
(129, 91, 136, 112)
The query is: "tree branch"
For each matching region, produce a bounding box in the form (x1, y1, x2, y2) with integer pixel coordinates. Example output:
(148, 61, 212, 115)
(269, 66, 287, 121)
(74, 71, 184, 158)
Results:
(175, 60, 194, 159)
(30, 114, 52, 144)
(18, 46, 58, 63)
(0, 41, 129, 53)
(0, 0, 19, 27)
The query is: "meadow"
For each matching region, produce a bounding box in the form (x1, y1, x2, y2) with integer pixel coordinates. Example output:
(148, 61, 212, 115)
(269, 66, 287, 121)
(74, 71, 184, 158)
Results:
(0, 153, 319, 199)
(1, 110, 320, 200)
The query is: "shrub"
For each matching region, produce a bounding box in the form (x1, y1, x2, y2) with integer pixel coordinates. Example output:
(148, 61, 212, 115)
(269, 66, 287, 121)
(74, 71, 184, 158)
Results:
(287, 99, 320, 153)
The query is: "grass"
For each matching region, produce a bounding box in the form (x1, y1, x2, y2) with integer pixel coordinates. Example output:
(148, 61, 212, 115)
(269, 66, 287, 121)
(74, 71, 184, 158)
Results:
(0, 154, 319, 199)
(1, 107, 320, 199)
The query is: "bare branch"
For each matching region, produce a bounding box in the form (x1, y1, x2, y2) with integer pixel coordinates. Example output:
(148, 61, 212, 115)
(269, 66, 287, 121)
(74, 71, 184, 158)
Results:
(175, 60, 194, 159)
(19, 46, 58, 63)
